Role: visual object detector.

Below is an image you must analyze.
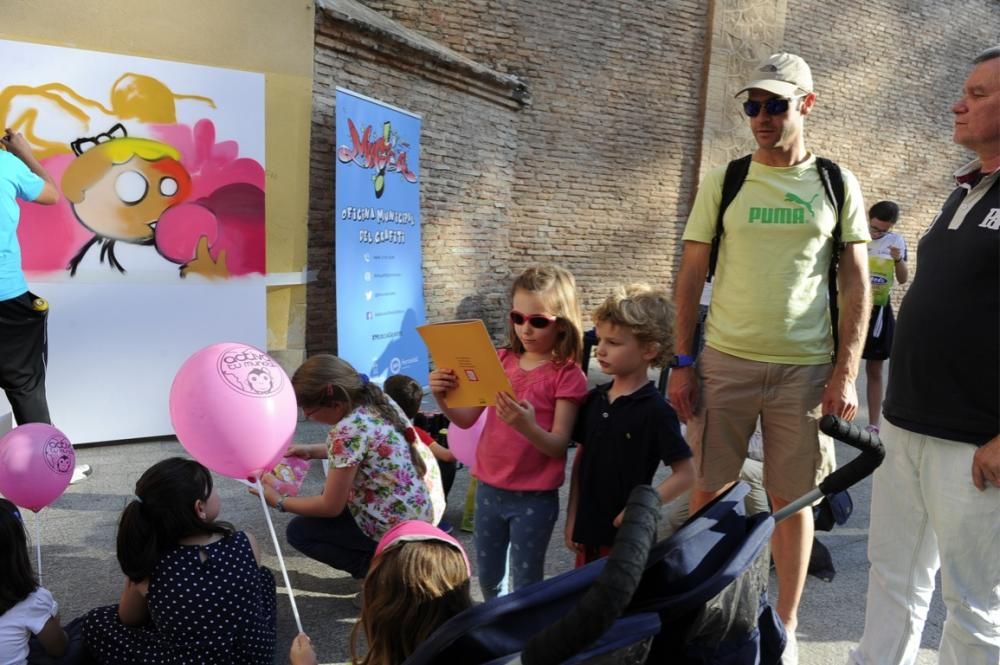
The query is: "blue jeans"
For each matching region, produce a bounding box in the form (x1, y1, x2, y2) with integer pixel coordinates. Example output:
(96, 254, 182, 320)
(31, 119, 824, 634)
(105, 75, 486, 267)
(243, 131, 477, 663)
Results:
(475, 482, 559, 599)
(286, 511, 377, 579)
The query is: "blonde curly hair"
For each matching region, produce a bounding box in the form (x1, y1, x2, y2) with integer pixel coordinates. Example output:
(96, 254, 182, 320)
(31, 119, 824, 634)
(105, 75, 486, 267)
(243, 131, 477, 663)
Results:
(592, 283, 675, 369)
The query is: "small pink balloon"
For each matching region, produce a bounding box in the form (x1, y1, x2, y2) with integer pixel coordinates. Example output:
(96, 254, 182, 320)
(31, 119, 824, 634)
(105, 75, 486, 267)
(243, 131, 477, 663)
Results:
(0, 424, 75, 512)
(447, 411, 487, 469)
(170, 343, 297, 480)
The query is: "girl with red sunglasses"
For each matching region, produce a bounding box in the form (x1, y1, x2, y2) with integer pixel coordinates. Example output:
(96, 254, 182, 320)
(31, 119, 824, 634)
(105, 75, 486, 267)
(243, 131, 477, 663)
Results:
(430, 265, 588, 600)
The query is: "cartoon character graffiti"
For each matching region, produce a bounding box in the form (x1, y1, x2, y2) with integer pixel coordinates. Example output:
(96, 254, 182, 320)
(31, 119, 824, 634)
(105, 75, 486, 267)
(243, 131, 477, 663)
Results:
(62, 123, 192, 274)
(5, 71, 265, 279)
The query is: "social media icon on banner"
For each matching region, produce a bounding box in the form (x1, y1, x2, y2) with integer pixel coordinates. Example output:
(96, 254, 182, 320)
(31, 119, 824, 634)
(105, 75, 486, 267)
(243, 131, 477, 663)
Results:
(363, 253, 371, 263)
(366, 311, 374, 320)
(364, 272, 372, 282)
(365, 291, 373, 301)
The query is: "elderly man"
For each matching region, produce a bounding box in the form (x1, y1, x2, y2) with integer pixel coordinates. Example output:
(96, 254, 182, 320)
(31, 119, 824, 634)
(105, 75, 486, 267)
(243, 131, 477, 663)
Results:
(851, 46, 1000, 665)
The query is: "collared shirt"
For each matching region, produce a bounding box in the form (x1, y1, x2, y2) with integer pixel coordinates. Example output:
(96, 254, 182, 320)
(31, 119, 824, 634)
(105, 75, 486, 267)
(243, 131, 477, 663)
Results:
(884, 159, 1000, 444)
(572, 381, 691, 546)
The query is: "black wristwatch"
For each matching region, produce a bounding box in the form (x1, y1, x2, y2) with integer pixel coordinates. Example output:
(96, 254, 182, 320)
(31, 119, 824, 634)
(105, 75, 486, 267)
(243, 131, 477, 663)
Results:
(669, 354, 695, 368)
(275, 494, 289, 513)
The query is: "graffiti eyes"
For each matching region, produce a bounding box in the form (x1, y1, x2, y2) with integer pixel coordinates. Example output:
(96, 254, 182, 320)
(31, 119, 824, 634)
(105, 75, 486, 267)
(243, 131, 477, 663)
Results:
(115, 170, 148, 205)
(160, 177, 179, 197)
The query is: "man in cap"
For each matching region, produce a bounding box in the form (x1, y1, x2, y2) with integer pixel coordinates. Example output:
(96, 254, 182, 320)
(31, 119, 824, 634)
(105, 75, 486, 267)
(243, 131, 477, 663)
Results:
(851, 46, 1000, 665)
(669, 52, 870, 663)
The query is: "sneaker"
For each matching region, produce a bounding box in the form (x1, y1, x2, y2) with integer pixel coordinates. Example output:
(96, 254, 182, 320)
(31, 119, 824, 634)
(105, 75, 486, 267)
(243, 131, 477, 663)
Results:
(437, 518, 454, 534)
(864, 424, 880, 435)
(781, 631, 798, 665)
(70, 464, 92, 485)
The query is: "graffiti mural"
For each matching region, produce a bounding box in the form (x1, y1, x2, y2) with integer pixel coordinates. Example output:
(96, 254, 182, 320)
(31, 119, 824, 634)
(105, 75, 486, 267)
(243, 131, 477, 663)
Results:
(2, 64, 265, 279)
(0, 38, 266, 443)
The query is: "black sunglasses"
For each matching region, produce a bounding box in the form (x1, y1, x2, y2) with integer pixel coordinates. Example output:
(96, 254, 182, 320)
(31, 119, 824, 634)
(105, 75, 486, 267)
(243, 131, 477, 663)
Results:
(742, 97, 800, 118)
(509, 310, 558, 329)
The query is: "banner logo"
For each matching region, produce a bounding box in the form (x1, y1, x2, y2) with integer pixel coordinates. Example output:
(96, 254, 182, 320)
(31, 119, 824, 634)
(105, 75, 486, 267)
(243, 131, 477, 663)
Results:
(337, 118, 417, 198)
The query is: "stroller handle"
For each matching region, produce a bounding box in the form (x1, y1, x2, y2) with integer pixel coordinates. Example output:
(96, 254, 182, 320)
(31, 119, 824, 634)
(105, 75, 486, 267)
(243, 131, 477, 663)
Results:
(818, 414, 886, 496)
(519, 485, 661, 665)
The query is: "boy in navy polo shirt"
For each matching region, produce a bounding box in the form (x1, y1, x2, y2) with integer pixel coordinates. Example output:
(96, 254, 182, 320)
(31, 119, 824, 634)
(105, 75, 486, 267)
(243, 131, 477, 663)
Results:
(565, 283, 694, 566)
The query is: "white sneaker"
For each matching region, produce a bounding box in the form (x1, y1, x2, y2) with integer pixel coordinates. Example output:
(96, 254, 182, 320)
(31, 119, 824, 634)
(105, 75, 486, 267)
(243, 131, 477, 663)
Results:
(781, 631, 798, 665)
(70, 464, 92, 484)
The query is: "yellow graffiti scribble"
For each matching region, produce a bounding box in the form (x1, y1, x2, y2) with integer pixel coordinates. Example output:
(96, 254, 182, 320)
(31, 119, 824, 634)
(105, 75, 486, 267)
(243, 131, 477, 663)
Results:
(0, 73, 215, 159)
(110, 73, 216, 123)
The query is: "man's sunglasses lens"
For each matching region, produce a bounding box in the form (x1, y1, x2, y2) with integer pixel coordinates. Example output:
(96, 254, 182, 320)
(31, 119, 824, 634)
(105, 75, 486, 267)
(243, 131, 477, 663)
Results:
(743, 98, 791, 117)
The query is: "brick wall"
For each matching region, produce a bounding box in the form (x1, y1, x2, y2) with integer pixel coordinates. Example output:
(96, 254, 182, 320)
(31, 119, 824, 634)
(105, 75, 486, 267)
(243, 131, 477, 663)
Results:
(308, 0, 999, 353)
(782, 0, 997, 306)
(309, 0, 710, 352)
(308, 7, 523, 352)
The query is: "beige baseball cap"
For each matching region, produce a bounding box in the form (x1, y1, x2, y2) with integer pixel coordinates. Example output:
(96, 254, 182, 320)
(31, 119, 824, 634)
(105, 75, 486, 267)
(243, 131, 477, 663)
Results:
(735, 52, 814, 98)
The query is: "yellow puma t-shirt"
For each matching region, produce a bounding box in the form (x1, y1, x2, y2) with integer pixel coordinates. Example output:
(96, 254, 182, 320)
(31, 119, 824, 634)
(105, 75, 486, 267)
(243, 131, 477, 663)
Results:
(683, 155, 869, 364)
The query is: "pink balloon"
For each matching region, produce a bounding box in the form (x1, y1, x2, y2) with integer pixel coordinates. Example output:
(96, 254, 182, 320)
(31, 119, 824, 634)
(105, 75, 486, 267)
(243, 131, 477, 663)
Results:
(0, 424, 75, 512)
(170, 343, 297, 480)
(447, 411, 487, 469)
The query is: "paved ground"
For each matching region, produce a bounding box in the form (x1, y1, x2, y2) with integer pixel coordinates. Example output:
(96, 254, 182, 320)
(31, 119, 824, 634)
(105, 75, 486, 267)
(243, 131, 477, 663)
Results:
(28, 367, 945, 664)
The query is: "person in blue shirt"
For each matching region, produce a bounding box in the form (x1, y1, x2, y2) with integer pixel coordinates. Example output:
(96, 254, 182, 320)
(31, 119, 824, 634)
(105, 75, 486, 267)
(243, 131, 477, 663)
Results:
(0, 129, 60, 426)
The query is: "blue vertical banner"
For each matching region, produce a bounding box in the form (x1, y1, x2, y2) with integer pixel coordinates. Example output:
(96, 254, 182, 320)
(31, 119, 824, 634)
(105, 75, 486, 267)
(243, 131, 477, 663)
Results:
(334, 88, 428, 386)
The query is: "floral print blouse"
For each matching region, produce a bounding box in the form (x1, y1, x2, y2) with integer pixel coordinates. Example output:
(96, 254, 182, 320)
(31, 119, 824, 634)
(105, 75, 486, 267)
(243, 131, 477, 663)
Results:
(327, 405, 444, 540)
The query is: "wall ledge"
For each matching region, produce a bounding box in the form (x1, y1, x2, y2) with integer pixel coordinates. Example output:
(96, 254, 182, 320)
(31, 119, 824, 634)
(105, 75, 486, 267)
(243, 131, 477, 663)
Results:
(316, 0, 530, 109)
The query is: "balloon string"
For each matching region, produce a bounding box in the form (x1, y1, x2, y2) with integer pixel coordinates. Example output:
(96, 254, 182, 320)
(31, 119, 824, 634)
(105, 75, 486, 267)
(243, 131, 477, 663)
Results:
(34, 511, 42, 586)
(255, 478, 303, 634)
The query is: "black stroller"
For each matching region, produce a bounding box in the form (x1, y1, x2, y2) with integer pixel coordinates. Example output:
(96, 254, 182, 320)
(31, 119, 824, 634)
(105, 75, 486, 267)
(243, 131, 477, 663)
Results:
(402, 415, 884, 665)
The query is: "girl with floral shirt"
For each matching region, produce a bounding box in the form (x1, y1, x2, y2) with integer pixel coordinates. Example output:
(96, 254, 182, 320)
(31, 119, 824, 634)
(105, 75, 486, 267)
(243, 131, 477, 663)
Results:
(253, 355, 444, 584)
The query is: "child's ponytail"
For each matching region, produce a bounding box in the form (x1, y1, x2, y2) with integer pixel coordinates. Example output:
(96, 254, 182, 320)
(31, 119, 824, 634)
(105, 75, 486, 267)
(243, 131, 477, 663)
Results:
(117, 458, 233, 582)
(116, 499, 160, 582)
(363, 381, 428, 478)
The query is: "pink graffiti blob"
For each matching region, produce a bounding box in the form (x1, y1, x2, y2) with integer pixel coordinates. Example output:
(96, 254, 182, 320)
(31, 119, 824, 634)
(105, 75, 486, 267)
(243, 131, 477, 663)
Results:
(17, 154, 95, 272)
(149, 120, 265, 276)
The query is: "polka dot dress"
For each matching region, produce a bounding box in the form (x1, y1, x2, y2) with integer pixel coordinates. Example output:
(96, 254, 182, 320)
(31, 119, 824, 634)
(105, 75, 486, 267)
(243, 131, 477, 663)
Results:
(83, 531, 277, 664)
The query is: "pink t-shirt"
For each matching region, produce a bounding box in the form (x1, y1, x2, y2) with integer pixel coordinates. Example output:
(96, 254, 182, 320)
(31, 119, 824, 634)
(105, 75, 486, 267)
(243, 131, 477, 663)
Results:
(475, 349, 588, 491)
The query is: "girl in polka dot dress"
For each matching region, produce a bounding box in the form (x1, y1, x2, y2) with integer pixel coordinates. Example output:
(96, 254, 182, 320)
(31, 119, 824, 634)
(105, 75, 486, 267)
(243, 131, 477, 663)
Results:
(83, 458, 277, 664)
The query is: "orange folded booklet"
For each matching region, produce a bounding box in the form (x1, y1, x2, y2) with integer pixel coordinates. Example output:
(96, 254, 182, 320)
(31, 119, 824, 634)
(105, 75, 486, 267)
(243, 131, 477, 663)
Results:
(417, 319, 514, 408)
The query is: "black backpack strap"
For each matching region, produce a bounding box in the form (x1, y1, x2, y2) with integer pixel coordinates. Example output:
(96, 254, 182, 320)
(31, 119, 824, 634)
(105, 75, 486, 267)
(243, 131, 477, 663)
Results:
(816, 157, 846, 357)
(708, 154, 753, 282)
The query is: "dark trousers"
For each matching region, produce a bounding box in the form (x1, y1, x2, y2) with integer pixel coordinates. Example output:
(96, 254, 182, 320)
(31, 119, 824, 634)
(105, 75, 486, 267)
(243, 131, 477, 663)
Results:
(0, 291, 51, 425)
(29, 615, 95, 664)
(286, 511, 377, 579)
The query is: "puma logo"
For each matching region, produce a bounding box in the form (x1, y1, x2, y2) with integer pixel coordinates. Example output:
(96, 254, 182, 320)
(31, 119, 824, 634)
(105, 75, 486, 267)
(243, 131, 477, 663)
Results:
(784, 193, 820, 218)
